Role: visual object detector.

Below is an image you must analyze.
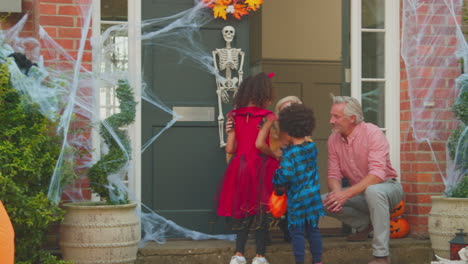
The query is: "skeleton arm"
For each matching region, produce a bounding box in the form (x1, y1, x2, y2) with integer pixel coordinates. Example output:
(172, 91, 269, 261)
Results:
(238, 50, 245, 84)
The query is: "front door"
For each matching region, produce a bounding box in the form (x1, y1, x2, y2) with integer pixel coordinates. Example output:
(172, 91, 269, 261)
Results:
(141, 0, 249, 234)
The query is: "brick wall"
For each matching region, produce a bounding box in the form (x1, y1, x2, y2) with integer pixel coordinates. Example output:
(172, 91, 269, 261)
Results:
(1, 0, 93, 201)
(400, 0, 462, 238)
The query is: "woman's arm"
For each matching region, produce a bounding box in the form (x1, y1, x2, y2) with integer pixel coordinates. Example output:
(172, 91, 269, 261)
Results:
(255, 118, 280, 159)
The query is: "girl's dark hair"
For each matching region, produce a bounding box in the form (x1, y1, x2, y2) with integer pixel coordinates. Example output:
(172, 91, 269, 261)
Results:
(278, 104, 316, 138)
(233, 72, 274, 108)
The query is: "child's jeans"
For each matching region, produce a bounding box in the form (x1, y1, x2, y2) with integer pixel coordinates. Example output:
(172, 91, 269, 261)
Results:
(289, 222, 322, 264)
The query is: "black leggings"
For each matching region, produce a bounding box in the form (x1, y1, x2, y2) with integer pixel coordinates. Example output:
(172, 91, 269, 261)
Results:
(233, 213, 270, 255)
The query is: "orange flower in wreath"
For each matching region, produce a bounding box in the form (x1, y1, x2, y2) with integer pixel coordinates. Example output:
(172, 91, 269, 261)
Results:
(201, 0, 264, 20)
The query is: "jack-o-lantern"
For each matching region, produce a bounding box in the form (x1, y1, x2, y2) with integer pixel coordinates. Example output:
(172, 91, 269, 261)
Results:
(390, 218, 410, 239)
(390, 200, 405, 219)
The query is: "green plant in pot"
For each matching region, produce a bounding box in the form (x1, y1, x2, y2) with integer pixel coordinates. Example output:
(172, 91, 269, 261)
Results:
(446, 78, 467, 198)
(428, 74, 468, 259)
(60, 79, 141, 264)
(88, 79, 137, 205)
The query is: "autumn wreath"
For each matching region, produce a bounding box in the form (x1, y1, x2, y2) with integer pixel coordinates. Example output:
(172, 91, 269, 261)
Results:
(202, 0, 264, 20)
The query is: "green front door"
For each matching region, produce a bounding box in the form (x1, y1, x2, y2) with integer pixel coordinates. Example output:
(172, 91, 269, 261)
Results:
(141, 0, 249, 234)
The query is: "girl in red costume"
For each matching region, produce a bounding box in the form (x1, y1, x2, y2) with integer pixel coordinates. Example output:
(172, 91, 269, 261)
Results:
(217, 72, 279, 264)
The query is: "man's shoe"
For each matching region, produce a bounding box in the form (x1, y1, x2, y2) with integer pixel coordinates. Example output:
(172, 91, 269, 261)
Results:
(252, 256, 269, 264)
(368, 256, 391, 264)
(347, 225, 372, 241)
(229, 255, 247, 264)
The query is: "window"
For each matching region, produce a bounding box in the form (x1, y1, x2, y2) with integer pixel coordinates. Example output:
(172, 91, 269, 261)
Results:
(351, 0, 400, 173)
(92, 0, 141, 200)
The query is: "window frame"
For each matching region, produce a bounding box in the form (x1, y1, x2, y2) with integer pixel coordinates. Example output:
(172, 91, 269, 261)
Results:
(92, 0, 142, 202)
(350, 0, 401, 174)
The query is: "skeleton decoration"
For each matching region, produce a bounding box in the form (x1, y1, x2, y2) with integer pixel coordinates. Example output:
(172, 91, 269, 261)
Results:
(213, 25, 245, 147)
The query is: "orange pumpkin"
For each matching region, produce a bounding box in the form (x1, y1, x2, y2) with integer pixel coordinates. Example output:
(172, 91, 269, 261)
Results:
(390, 200, 405, 219)
(390, 218, 410, 239)
(269, 191, 287, 218)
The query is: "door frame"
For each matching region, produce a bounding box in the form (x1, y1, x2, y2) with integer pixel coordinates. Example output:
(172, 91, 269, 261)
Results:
(96, 0, 402, 202)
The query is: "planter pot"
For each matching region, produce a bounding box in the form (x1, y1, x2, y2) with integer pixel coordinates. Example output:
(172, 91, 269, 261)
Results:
(428, 196, 468, 259)
(60, 201, 140, 264)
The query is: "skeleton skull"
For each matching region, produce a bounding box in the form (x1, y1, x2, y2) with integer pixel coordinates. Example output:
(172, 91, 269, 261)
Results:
(222, 26, 235, 43)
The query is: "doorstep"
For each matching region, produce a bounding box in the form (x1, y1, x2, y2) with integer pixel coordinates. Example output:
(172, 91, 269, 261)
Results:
(137, 236, 433, 264)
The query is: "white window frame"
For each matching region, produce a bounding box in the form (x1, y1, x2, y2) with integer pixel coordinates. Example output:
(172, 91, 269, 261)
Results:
(351, 0, 401, 174)
(92, 0, 142, 202)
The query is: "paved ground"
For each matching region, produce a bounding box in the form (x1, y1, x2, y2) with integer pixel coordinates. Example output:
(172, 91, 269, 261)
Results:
(137, 236, 433, 264)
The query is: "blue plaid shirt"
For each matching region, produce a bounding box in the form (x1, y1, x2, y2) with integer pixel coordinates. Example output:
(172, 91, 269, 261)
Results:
(273, 141, 324, 228)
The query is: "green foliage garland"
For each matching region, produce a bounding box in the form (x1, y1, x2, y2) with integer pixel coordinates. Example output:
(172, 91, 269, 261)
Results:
(0, 63, 69, 264)
(88, 79, 137, 205)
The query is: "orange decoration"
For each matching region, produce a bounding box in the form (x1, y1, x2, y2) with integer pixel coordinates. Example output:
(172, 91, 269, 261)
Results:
(269, 191, 287, 218)
(390, 218, 410, 239)
(390, 200, 405, 219)
(232, 4, 249, 20)
(201, 0, 264, 20)
(0, 201, 14, 264)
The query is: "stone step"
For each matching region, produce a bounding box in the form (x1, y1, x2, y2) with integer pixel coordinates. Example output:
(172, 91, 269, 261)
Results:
(137, 237, 433, 264)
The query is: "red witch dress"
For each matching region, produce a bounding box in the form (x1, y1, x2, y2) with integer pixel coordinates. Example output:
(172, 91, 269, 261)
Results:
(217, 107, 279, 219)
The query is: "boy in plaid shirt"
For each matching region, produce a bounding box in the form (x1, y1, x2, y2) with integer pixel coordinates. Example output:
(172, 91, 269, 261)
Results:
(273, 104, 324, 264)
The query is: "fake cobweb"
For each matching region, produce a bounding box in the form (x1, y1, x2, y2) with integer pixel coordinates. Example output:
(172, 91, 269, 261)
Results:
(402, 0, 467, 194)
(0, 0, 466, 246)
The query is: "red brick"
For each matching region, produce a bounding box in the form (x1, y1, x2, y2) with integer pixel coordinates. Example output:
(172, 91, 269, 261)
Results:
(417, 15, 446, 25)
(400, 70, 407, 80)
(39, 3, 57, 15)
(412, 163, 441, 174)
(434, 46, 457, 56)
(59, 5, 81, 16)
(407, 67, 433, 78)
(417, 46, 433, 56)
(401, 182, 412, 193)
(55, 39, 75, 50)
(39, 15, 74, 27)
(447, 15, 462, 25)
(448, 36, 458, 46)
(420, 36, 448, 46)
(43, 26, 57, 38)
(433, 25, 458, 36)
(415, 152, 436, 162)
(58, 27, 82, 38)
(417, 5, 430, 14)
(400, 80, 408, 91)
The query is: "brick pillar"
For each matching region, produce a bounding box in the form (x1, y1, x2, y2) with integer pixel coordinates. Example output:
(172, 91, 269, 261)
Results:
(400, 0, 462, 238)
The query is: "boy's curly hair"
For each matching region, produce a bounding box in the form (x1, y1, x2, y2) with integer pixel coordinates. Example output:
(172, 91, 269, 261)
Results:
(233, 72, 274, 108)
(278, 103, 316, 138)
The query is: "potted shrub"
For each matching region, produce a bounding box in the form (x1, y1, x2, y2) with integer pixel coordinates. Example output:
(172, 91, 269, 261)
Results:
(428, 75, 468, 259)
(59, 79, 141, 264)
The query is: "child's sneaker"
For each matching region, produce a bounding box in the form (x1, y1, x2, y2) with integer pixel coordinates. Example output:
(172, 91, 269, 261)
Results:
(229, 255, 247, 264)
(252, 256, 269, 264)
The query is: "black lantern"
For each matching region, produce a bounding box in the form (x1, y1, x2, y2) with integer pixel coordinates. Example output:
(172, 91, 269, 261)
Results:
(449, 229, 468, 260)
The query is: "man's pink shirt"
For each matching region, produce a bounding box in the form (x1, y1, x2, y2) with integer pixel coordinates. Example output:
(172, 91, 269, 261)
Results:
(327, 122, 398, 186)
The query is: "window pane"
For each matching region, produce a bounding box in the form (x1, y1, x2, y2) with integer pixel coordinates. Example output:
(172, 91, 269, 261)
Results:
(362, 0, 385, 29)
(101, 0, 127, 21)
(362, 32, 385, 78)
(362, 82, 385, 128)
(101, 25, 128, 72)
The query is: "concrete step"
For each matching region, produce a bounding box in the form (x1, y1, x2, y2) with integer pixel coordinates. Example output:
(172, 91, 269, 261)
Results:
(137, 237, 433, 264)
